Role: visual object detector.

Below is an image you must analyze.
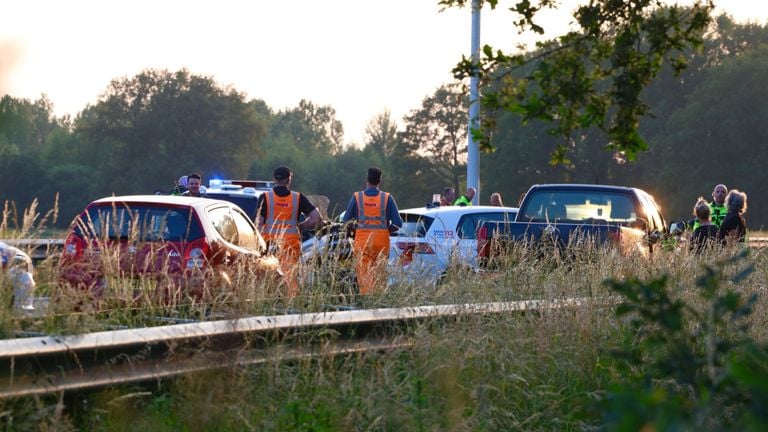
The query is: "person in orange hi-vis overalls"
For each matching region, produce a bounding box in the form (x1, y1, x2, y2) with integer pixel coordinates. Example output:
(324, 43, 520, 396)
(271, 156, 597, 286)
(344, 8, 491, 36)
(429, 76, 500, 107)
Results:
(342, 167, 402, 295)
(257, 166, 321, 297)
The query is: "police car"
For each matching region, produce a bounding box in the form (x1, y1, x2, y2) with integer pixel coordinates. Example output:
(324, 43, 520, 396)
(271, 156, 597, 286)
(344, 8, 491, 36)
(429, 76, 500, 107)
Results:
(202, 179, 273, 222)
(205, 179, 323, 243)
(388, 205, 518, 286)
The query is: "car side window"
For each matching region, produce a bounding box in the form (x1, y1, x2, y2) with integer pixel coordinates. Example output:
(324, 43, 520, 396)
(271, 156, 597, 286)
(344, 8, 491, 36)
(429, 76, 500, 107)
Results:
(230, 208, 264, 252)
(457, 215, 478, 239)
(208, 207, 239, 245)
(455, 212, 511, 240)
(458, 212, 516, 239)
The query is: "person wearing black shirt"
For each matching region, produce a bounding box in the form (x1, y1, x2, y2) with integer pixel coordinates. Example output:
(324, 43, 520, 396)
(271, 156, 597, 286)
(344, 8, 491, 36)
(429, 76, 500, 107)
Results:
(717, 189, 748, 246)
(257, 166, 321, 296)
(690, 198, 718, 253)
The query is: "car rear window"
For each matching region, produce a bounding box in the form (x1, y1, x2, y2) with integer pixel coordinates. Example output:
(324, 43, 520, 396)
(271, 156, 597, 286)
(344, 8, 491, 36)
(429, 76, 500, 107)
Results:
(521, 191, 637, 223)
(394, 213, 435, 238)
(76, 204, 203, 242)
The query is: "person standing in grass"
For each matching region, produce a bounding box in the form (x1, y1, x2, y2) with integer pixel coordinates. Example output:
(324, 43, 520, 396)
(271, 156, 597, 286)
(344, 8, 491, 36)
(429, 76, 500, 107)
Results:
(343, 167, 402, 295)
(690, 198, 718, 253)
(690, 184, 728, 231)
(258, 166, 321, 297)
(717, 189, 748, 246)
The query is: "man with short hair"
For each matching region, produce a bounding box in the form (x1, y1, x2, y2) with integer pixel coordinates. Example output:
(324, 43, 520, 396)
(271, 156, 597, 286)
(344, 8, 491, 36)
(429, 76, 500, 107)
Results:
(691, 184, 728, 231)
(343, 167, 402, 294)
(440, 187, 455, 207)
(257, 166, 321, 297)
(709, 184, 728, 227)
(454, 187, 476, 206)
(182, 172, 203, 197)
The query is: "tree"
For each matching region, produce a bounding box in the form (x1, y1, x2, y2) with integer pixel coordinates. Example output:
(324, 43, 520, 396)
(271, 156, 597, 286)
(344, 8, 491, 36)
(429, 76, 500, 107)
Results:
(75, 69, 268, 195)
(364, 110, 399, 158)
(398, 83, 469, 191)
(268, 100, 344, 156)
(0, 95, 61, 156)
(0, 95, 67, 211)
(444, 0, 715, 164)
(652, 45, 768, 224)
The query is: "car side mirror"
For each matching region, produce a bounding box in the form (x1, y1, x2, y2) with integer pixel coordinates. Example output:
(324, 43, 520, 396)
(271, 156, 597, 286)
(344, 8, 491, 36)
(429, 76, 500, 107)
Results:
(669, 221, 686, 236)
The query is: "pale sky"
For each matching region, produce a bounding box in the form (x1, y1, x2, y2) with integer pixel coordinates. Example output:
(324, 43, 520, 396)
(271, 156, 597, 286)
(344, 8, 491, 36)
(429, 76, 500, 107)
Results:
(1, 1, 766, 146)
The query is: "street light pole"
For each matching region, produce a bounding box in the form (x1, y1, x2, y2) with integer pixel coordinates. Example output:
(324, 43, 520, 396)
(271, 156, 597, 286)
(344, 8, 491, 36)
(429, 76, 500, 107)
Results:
(466, 0, 481, 204)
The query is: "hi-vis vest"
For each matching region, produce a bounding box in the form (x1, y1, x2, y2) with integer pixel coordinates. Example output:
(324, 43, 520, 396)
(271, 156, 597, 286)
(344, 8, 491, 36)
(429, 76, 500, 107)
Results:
(454, 195, 472, 206)
(710, 203, 726, 227)
(355, 191, 390, 231)
(263, 190, 300, 240)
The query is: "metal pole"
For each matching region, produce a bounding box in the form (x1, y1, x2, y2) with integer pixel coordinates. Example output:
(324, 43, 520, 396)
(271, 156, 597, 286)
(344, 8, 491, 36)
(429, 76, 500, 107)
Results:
(467, 0, 481, 204)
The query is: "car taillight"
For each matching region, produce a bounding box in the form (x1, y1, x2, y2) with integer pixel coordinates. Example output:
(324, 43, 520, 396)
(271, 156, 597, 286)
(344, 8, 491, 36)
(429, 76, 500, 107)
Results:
(397, 242, 434, 254)
(63, 233, 86, 259)
(183, 238, 210, 269)
(607, 229, 622, 245)
(477, 226, 489, 258)
(478, 226, 488, 242)
(396, 241, 434, 266)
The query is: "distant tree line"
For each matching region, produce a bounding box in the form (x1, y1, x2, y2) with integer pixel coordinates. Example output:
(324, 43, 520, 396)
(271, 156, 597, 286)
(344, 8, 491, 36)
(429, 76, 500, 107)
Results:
(1, 16, 766, 229)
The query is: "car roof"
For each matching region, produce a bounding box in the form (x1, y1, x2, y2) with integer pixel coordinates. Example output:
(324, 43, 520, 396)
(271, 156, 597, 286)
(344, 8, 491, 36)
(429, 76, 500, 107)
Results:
(400, 205, 518, 216)
(527, 183, 637, 193)
(89, 194, 234, 210)
(204, 188, 265, 198)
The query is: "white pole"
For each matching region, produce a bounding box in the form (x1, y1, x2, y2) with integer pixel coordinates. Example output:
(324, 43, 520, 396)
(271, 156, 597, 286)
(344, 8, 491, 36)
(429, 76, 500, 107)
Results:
(467, 0, 481, 204)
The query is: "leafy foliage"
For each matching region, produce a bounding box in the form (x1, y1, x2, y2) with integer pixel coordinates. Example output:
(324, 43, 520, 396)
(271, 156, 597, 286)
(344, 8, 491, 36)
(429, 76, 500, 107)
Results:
(4, 17, 768, 224)
(75, 69, 268, 194)
(398, 83, 469, 192)
(599, 250, 768, 430)
(445, 0, 714, 164)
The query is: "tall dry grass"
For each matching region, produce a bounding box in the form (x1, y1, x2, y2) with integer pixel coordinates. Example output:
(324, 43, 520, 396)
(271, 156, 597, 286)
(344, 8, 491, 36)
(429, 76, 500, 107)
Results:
(3, 236, 767, 430)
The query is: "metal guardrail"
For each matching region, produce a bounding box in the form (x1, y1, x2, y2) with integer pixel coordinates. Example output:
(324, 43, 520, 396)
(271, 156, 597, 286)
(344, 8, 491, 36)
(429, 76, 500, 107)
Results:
(0, 298, 596, 399)
(0, 238, 64, 262)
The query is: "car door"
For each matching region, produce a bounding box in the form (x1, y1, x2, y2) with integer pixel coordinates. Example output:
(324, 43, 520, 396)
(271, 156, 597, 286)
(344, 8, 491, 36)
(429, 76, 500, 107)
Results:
(455, 211, 517, 267)
(207, 205, 263, 267)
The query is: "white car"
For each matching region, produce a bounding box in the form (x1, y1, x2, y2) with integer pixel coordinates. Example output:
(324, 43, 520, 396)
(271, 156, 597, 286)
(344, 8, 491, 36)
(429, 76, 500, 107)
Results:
(388, 205, 518, 285)
(0, 241, 36, 311)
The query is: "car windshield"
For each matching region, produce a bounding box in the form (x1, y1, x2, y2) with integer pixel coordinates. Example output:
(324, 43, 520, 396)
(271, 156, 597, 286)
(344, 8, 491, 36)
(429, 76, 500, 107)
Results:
(394, 213, 435, 238)
(521, 191, 637, 224)
(205, 193, 260, 221)
(76, 204, 203, 242)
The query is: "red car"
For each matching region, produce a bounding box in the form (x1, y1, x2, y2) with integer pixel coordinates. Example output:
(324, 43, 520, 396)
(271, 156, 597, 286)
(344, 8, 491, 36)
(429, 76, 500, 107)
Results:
(59, 195, 281, 301)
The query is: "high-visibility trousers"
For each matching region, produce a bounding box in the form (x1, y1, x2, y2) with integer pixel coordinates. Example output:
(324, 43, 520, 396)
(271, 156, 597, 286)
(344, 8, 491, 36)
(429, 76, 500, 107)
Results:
(354, 229, 390, 295)
(267, 235, 301, 298)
